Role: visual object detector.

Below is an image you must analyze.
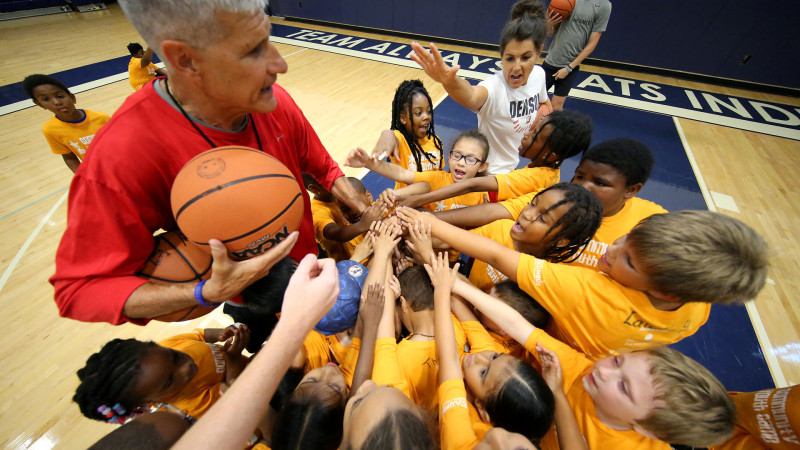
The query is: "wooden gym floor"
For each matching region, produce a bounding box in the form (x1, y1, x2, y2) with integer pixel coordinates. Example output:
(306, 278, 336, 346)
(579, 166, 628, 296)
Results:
(0, 4, 798, 448)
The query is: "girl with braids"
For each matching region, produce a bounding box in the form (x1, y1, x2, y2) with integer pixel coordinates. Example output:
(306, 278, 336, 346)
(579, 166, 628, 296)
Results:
(398, 183, 603, 294)
(74, 324, 250, 423)
(370, 79, 444, 189)
(411, 0, 552, 175)
(347, 129, 489, 214)
(399, 109, 592, 208)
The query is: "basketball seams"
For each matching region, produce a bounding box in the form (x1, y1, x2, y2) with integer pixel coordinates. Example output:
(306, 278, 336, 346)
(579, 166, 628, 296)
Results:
(172, 146, 304, 259)
(139, 231, 212, 283)
(173, 173, 297, 221)
(190, 192, 303, 247)
(162, 232, 206, 280)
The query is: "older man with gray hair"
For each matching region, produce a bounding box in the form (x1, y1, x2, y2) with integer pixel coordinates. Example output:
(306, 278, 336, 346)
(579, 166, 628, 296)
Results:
(50, 0, 368, 325)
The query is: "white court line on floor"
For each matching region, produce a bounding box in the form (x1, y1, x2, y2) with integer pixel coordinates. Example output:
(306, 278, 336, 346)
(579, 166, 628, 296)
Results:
(282, 48, 309, 58)
(709, 190, 741, 213)
(673, 116, 787, 388)
(0, 192, 67, 295)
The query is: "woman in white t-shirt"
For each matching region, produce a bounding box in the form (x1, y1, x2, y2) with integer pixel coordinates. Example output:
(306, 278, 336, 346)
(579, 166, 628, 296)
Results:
(411, 0, 552, 175)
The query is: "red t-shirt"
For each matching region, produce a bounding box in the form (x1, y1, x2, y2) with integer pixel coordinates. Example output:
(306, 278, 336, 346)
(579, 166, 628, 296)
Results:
(50, 82, 343, 324)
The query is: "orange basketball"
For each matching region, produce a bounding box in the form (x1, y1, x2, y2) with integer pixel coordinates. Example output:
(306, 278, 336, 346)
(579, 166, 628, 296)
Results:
(138, 230, 215, 322)
(532, 103, 553, 132)
(171, 146, 304, 260)
(548, 0, 574, 20)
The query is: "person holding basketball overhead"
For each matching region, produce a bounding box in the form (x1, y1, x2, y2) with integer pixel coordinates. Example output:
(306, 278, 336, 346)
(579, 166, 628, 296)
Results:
(542, 0, 612, 111)
(411, 0, 552, 175)
(49, 0, 368, 325)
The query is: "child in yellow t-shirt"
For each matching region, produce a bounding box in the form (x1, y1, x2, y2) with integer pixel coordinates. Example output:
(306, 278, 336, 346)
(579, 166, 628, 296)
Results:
(454, 276, 738, 449)
(337, 220, 436, 449)
(370, 79, 444, 189)
(402, 109, 592, 208)
(371, 264, 470, 411)
(426, 253, 556, 448)
(397, 207, 768, 360)
(127, 43, 167, 91)
(468, 280, 550, 359)
(466, 183, 602, 293)
(303, 174, 385, 261)
(712, 385, 800, 450)
(426, 138, 668, 272)
(271, 278, 387, 450)
(22, 74, 111, 174)
(348, 129, 490, 213)
(74, 324, 250, 423)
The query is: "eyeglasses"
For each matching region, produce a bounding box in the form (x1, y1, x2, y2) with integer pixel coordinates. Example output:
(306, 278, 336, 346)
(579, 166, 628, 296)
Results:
(449, 151, 484, 166)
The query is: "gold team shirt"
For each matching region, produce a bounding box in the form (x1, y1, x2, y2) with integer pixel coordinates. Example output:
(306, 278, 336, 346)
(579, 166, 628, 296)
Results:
(128, 57, 160, 90)
(463, 320, 528, 359)
(459, 320, 506, 355)
(372, 316, 466, 411)
(41, 109, 110, 160)
(437, 323, 502, 449)
(526, 329, 671, 450)
(517, 255, 710, 359)
(501, 194, 667, 270)
(438, 378, 492, 450)
(493, 165, 559, 201)
(156, 329, 226, 419)
(390, 129, 442, 189)
(413, 171, 486, 213)
(302, 331, 359, 387)
(468, 220, 514, 293)
(712, 386, 800, 450)
(310, 198, 364, 262)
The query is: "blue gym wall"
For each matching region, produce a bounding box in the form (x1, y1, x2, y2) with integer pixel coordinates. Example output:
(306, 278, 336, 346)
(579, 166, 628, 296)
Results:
(270, 0, 800, 90)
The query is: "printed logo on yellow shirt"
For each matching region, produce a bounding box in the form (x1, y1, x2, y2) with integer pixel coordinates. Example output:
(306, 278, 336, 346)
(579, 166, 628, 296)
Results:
(207, 343, 226, 374)
(573, 238, 609, 268)
(533, 259, 545, 286)
(68, 140, 85, 154)
(441, 397, 468, 415)
(485, 264, 508, 285)
(408, 159, 439, 172)
(751, 388, 798, 445)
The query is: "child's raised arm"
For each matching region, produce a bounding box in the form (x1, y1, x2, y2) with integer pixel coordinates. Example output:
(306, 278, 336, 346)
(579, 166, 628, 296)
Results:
(433, 202, 514, 229)
(425, 252, 463, 384)
(349, 282, 385, 396)
(173, 254, 338, 450)
(371, 129, 400, 161)
(397, 206, 521, 279)
(451, 278, 534, 346)
(537, 343, 588, 450)
(400, 176, 498, 209)
(367, 221, 401, 341)
(346, 147, 417, 185)
(207, 324, 252, 383)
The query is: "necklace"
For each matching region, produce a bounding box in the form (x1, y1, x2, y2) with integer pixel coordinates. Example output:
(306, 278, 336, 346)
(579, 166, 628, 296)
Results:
(409, 332, 435, 338)
(163, 79, 264, 152)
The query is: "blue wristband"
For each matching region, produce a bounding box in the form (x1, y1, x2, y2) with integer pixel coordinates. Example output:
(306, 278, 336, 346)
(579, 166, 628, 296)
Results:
(194, 280, 221, 307)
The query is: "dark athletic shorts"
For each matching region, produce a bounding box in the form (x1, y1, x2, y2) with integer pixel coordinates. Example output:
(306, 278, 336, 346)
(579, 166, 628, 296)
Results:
(542, 61, 580, 97)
